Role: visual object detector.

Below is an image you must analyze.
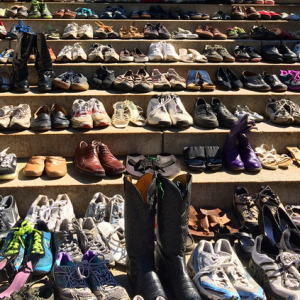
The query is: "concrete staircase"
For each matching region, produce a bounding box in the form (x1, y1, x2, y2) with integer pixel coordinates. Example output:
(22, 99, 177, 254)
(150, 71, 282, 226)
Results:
(1, 1, 300, 217)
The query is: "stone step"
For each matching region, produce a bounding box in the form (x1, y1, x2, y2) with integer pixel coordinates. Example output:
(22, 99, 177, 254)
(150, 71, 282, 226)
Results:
(2, 156, 299, 217)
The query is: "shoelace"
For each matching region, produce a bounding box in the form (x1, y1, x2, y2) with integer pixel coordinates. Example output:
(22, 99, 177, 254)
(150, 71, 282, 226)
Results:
(60, 45, 72, 56)
(78, 101, 90, 115)
(0, 148, 15, 168)
(105, 226, 126, 262)
(109, 195, 124, 224)
(63, 70, 74, 82)
(88, 98, 106, 114)
(193, 255, 234, 288)
(271, 100, 290, 120)
(147, 94, 172, 120)
(39, 199, 67, 223)
(58, 229, 82, 255)
(170, 94, 183, 114)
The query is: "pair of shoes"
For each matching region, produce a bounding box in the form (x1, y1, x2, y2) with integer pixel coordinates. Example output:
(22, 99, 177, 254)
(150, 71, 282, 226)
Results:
(74, 140, 126, 176)
(149, 5, 169, 18)
(0, 148, 17, 180)
(179, 49, 208, 63)
(227, 26, 249, 38)
(171, 27, 198, 39)
(61, 22, 93, 39)
(234, 45, 262, 62)
(152, 68, 186, 90)
(279, 70, 300, 90)
(91, 66, 115, 89)
(43, 25, 60, 39)
(266, 98, 300, 125)
(52, 8, 76, 18)
(88, 44, 119, 62)
(119, 25, 144, 38)
(262, 42, 297, 63)
(196, 25, 227, 39)
(147, 93, 193, 127)
(112, 100, 146, 128)
(0, 48, 14, 63)
(259, 10, 281, 19)
(187, 70, 215, 91)
(184, 146, 222, 172)
(144, 22, 171, 39)
(250, 25, 277, 40)
(193, 97, 237, 128)
(75, 7, 98, 18)
(0, 104, 30, 129)
(71, 98, 110, 129)
(234, 105, 264, 122)
(203, 45, 234, 62)
(130, 9, 150, 18)
(28, 0, 52, 18)
(57, 43, 87, 62)
(94, 21, 119, 38)
(24, 156, 67, 178)
(31, 104, 69, 131)
(147, 41, 179, 61)
(216, 67, 243, 90)
(232, 6, 260, 19)
(100, 5, 127, 18)
(113, 69, 153, 92)
(242, 71, 271, 92)
(120, 48, 148, 62)
(53, 70, 89, 91)
(6, 5, 28, 18)
(211, 10, 231, 19)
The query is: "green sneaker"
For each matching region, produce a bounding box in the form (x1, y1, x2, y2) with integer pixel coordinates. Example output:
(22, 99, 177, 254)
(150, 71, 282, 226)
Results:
(28, 0, 41, 18)
(40, 2, 52, 19)
(226, 27, 239, 39)
(43, 25, 60, 39)
(235, 26, 250, 39)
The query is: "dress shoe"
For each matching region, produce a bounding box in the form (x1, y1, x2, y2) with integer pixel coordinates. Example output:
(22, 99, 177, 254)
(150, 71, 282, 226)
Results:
(193, 97, 218, 128)
(277, 42, 298, 63)
(216, 67, 231, 90)
(74, 141, 105, 176)
(242, 71, 271, 92)
(23, 156, 46, 177)
(45, 156, 67, 178)
(31, 105, 52, 131)
(51, 103, 70, 129)
(211, 98, 238, 128)
(261, 45, 283, 63)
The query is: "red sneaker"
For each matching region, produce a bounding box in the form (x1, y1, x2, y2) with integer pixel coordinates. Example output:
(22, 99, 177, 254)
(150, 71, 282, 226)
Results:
(269, 11, 281, 20)
(0, 22, 7, 39)
(259, 10, 271, 20)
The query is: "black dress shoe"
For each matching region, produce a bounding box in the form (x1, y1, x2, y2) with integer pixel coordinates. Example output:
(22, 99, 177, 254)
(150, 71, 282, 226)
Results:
(38, 70, 55, 92)
(242, 71, 271, 91)
(216, 67, 231, 90)
(169, 7, 180, 19)
(193, 97, 219, 128)
(262, 72, 287, 92)
(156, 6, 169, 19)
(176, 8, 189, 20)
(31, 105, 51, 131)
(225, 67, 243, 90)
(51, 103, 70, 129)
(277, 42, 298, 63)
(204, 146, 222, 171)
(211, 97, 238, 128)
(183, 146, 206, 172)
(261, 45, 283, 63)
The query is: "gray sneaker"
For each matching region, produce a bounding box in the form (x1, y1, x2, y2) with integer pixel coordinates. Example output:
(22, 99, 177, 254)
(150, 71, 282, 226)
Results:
(83, 251, 130, 300)
(203, 45, 223, 62)
(250, 235, 300, 300)
(0, 195, 20, 240)
(76, 217, 114, 266)
(280, 228, 300, 254)
(265, 98, 294, 125)
(106, 194, 124, 229)
(53, 219, 83, 263)
(85, 192, 109, 223)
(214, 44, 235, 62)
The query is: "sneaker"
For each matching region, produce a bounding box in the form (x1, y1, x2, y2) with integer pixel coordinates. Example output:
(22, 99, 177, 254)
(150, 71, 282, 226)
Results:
(120, 48, 134, 62)
(265, 98, 294, 125)
(166, 94, 193, 127)
(132, 48, 148, 62)
(156, 22, 171, 39)
(85, 192, 110, 223)
(0, 48, 14, 63)
(250, 25, 277, 40)
(245, 46, 262, 62)
(52, 252, 97, 300)
(214, 44, 235, 62)
(144, 23, 159, 38)
(71, 99, 93, 129)
(106, 194, 124, 228)
(72, 42, 87, 61)
(193, 97, 218, 128)
(234, 45, 250, 62)
(0, 195, 19, 240)
(113, 70, 134, 91)
(277, 99, 300, 124)
(162, 41, 179, 61)
(152, 69, 171, 90)
(177, 27, 198, 39)
(77, 24, 93, 39)
(0, 105, 13, 129)
(234, 105, 264, 122)
(187, 240, 240, 300)
(203, 45, 223, 62)
(71, 73, 89, 91)
(88, 43, 104, 62)
(0, 21, 7, 39)
(25, 195, 51, 224)
(82, 251, 130, 300)
(134, 68, 154, 92)
(227, 27, 239, 38)
(293, 41, 300, 61)
(62, 22, 78, 39)
(53, 70, 74, 90)
(91, 66, 115, 90)
(165, 68, 186, 90)
(56, 45, 73, 62)
(250, 235, 300, 300)
(147, 94, 172, 127)
(111, 102, 130, 128)
(235, 26, 250, 39)
(28, 0, 41, 18)
(9, 104, 31, 129)
(40, 2, 52, 18)
(147, 42, 163, 61)
(102, 44, 119, 62)
(0, 148, 17, 180)
(88, 98, 111, 126)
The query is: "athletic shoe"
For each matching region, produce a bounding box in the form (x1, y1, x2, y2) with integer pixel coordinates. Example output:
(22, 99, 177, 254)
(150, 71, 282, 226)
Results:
(71, 99, 93, 129)
(152, 69, 171, 90)
(293, 41, 300, 61)
(102, 45, 119, 62)
(88, 98, 111, 127)
(70, 73, 89, 91)
(85, 192, 110, 223)
(0, 105, 14, 129)
(28, 0, 41, 18)
(147, 42, 163, 61)
(9, 104, 31, 129)
(25, 195, 51, 223)
(82, 251, 130, 300)
(187, 240, 240, 300)
(215, 239, 266, 300)
(62, 22, 78, 39)
(162, 41, 179, 61)
(0, 48, 14, 63)
(40, 2, 52, 18)
(77, 24, 93, 39)
(52, 252, 97, 300)
(53, 70, 74, 90)
(0, 22, 7, 39)
(106, 194, 124, 229)
(88, 44, 104, 62)
(0, 195, 19, 240)
(56, 45, 73, 62)
(0, 148, 17, 180)
(72, 42, 87, 61)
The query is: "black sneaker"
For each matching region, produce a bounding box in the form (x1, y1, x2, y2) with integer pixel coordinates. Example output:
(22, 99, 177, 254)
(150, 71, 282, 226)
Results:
(250, 25, 277, 40)
(53, 70, 73, 90)
(193, 97, 218, 128)
(31, 105, 51, 131)
(262, 72, 287, 92)
(277, 42, 298, 63)
(234, 45, 250, 62)
(144, 23, 159, 39)
(51, 103, 70, 129)
(261, 45, 283, 63)
(211, 97, 238, 128)
(0, 149, 17, 180)
(245, 46, 262, 62)
(156, 22, 171, 39)
(242, 71, 271, 92)
(91, 66, 115, 90)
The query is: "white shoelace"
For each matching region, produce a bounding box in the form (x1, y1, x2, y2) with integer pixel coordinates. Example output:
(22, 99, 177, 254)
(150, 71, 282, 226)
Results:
(105, 226, 127, 262)
(77, 101, 90, 115)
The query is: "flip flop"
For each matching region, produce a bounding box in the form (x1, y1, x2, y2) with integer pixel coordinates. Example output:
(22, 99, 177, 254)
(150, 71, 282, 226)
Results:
(126, 154, 154, 178)
(287, 147, 300, 166)
(155, 153, 181, 178)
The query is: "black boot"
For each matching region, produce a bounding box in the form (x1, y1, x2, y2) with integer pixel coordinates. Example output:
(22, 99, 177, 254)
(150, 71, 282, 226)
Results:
(35, 33, 55, 92)
(12, 32, 36, 92)
(124, 174, 167, 300)
(155, 173, 201, 300)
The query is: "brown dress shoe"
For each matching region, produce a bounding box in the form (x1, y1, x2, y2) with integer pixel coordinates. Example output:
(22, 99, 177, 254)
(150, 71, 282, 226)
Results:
(45, 156, 67, 178)
(52, 8, 65, 18)
(74, 141, 105, 176)
(195, 26, 213, 39)
(231, 6, 246, 20)
(95, 141, 126, 175)
(63, 9, 76, 19)
(210, 27, 227, 40)
(245, 7, 261, 20)
(23, 156, 46, 177)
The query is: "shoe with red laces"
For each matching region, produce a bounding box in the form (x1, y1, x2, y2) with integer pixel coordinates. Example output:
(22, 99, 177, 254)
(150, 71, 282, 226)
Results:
(0, 22, 7, 39)
(88, 98, 111, 127)
(71, 99, 93, 129)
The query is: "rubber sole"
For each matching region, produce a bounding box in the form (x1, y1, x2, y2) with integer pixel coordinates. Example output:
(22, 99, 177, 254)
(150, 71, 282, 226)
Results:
(0, 169, 17, 180)
(53, 80, 70, 90)
(74, 162, 106, 177)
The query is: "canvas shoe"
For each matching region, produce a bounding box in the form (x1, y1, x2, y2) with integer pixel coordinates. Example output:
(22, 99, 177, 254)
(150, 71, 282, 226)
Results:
(120, 48, 134, 62)
(70, 73, 89, 91)
(85, 192, 110, 223)
(56, 46, 73, 62)
(0, 105, 13, 129)
(152, 69, 171, 90)
(88, 98, 111, 126)
(147, 42, 163, 61)
(9, 104, 31, 129)
(234, 105, 264, 122)
(293, 41, 300, 61)
(71, 99, 93, 129)
(102, 45, 119, 62)
(88, 43, 104, 62)
(53, 70, 74, 90)
(0, 195, 20, 240)
(0, 49, 14, 63)
(40, 2, 52, 18)
(62, 22, 78, 39)
(162, 42, 180, 61)
(77, 24, 93, 39)
(166, 94, 193, 127)
(147, 94, 172, 127)
(28, 0, 41, 18)
(72, 43, 87, 61)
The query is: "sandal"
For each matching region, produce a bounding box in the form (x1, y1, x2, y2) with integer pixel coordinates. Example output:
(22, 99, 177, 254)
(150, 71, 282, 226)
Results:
(129, 26, 144, 39)
(287, 146, 300, 166)
(111, 102, 130, 128)
(119, 26, 132, 39)
(255, 144, 278, 170)
(198, 70, 216, 90)
(179, 49, 194, 63)
(124, 100, 146, 126)
(186, 70, 201, 91)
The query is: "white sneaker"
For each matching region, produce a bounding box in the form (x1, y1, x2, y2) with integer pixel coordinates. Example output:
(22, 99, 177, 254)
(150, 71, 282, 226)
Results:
(88, 98, 111, 127)
(62, 22, 78, 39)
(147, 94, 172, 127)
(77, 24, 93, 39)
(178, 27, 198, 39)
(0, 48, 14, 63)
(171, 30, 187, 39)
(293, 41, 300, 61)
(72, 42, 87, 61)
(10, 104, 31, 129)
(162, 41, 180, 61)
(25, 195, 50, 224)
(106, 194, 125, 230)
(71, 99, 93, 129)
(280, 12, 289, 19)
(88, 43, 104, 62)
(147, 42, 163, 61)
(56, 45, 73, 62)
(85, 192, 110, 223)
(234, 105, 264, 122)
(0, 8, 7, 18)
(166, 94, 193, 127)
(0, 105, 13, 129)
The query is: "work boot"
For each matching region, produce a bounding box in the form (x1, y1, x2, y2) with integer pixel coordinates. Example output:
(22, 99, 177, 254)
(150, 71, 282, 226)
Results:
(155, 173, 201, 300)
(124, 173, 167, 300)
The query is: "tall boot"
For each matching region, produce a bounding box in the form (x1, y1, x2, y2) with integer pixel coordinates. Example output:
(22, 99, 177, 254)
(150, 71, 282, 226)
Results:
(12, 32, 36, 92)
(35, 33, 55, 92)
(155, 173, 201, 300)
(124, 174, 167, 300)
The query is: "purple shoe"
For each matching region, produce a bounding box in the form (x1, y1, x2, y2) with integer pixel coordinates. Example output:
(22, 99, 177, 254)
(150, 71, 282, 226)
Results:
(279, 70, 300, 90)
(238, 133, 262, 172)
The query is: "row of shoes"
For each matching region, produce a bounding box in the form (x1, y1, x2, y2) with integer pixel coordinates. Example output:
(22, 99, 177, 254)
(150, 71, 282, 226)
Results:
(231, 5, 280, 20)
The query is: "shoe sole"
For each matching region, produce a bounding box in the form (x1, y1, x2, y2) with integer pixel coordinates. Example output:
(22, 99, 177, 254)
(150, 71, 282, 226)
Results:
(53, 80, 70, 90)
(9, 123, 30, 130)
(74, 162, 106, 177)
(173, 121, 192, 127)
(120, 57, 134, 62)
(135, 58, 149, 62)
(250, 58, 262, 62)
(149, 55, 163, 61)
(70, 84, 89, 91)
(0, 170, 17, 180)
(147, 121, 171, 127)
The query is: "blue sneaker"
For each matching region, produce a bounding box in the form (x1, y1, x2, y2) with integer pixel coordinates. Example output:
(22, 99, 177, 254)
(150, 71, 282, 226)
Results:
(0, 48, 14, 63)
(112, 5, 127, 19)
(100, 6, 113, 18)
(187, 240, 240, 300)
(106, 194, 124, 228)
(6, 20, 35, 39)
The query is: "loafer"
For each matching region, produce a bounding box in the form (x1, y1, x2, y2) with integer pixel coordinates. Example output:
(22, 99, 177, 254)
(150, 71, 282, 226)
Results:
(226, 67, 243, 90)
(23, 156, 46, 177)
(277, 42, 298, 63)
(31, 105, 52, 131)
(51, 103, 70, 129)
(193, 97, 218, 128)
(45, 156, 67, 178)
(216, 66, 231, 90)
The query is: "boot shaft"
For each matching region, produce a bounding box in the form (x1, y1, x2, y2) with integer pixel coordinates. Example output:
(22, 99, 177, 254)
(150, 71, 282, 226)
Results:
(35, 33, 52, 73)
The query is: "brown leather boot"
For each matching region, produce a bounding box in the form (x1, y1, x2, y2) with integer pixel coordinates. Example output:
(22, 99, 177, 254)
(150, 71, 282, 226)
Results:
(74, 141, 105, 176)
